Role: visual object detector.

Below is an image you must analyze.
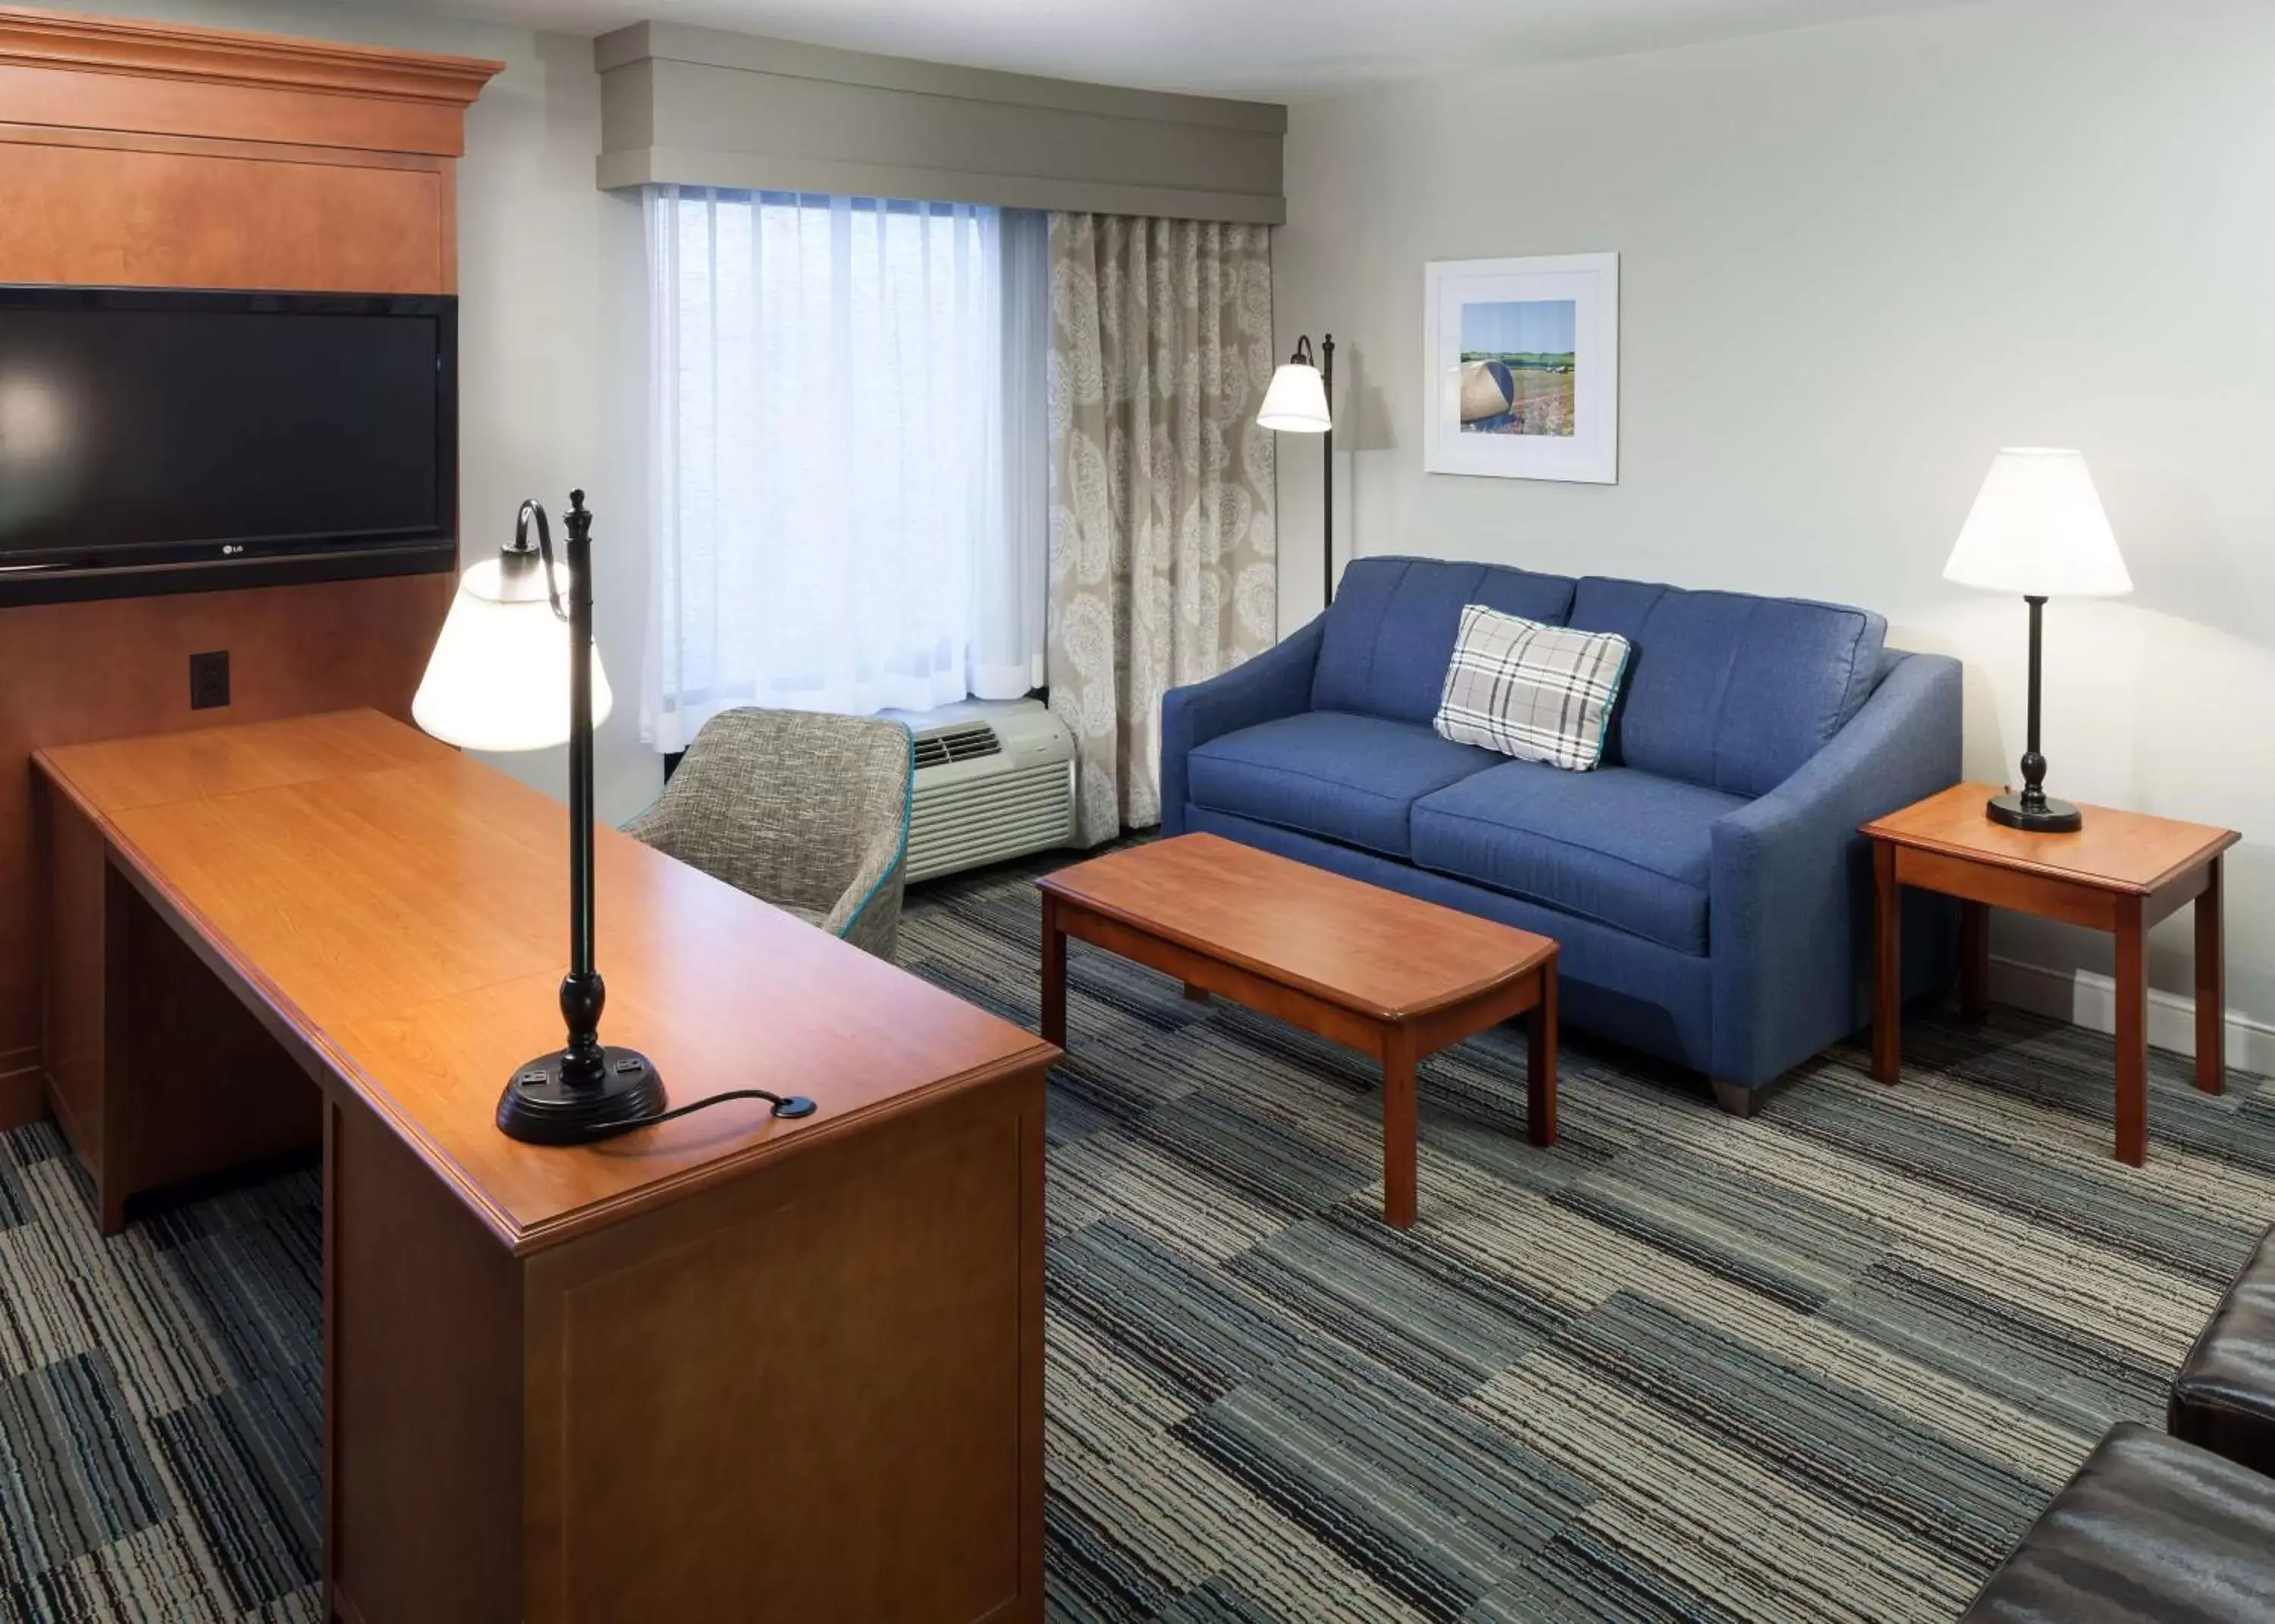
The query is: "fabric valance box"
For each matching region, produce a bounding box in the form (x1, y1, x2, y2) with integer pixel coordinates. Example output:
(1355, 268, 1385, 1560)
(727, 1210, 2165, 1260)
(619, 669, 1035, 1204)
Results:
(593, 21, 1286, 224)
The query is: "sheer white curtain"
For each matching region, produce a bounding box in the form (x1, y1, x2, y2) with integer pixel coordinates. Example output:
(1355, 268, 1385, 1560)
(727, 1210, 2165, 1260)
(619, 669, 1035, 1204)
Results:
(642, 187, 1046, 751)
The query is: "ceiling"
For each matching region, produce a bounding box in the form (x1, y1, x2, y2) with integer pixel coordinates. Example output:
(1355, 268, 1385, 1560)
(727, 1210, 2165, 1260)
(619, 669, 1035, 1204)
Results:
(399, 0, 1983, 100)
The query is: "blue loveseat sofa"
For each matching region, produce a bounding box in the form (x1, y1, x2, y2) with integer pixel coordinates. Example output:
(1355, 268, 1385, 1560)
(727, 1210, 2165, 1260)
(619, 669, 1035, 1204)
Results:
(1159, 556, 1963, 1111)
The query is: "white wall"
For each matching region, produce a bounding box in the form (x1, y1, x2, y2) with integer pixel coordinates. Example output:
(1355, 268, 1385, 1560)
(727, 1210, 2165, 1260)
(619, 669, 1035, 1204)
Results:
(57, 0, 662, 826)
(1275, 0, 2275, 1055)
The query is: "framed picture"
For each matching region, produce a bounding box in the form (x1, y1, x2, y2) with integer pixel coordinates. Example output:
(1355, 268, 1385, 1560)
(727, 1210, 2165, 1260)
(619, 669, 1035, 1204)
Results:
(1423, 252, 1618, 484)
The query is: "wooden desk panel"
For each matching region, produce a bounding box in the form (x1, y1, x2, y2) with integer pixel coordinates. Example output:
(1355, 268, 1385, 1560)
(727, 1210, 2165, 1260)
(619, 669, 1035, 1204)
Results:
(35, 709, 1054, 1623)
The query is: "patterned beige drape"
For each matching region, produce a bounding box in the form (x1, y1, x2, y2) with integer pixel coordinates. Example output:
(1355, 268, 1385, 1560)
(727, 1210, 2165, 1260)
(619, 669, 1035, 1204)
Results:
(1047, 213, 1279, 845)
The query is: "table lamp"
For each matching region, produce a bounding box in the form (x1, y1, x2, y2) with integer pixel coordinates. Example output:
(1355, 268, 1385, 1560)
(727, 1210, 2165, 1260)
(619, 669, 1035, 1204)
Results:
(1941, 448, 2132, 833)
(1259, 333, 1335, 608)
(413, 494, 819, 1144)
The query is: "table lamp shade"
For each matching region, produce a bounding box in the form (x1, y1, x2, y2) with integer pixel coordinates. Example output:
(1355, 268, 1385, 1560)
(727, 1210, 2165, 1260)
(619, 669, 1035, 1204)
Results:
(1943, 448, 2132, 597)
(1258, 360, 1331, 433)
(413, 553, 613, 754)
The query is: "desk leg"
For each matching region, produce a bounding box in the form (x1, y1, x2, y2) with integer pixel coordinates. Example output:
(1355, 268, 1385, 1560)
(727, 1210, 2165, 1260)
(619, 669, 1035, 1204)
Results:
(1382, 1027, 1417, 1229)
(2196, 855, 2226, 1096)
(1040, 895, 1066, 1049)
(1527, 967, 1558, 1149)
(2114, 895, 2148, 1167)
(1872, 841, 1901, 1085)
(1959, 901, 1991, 1021)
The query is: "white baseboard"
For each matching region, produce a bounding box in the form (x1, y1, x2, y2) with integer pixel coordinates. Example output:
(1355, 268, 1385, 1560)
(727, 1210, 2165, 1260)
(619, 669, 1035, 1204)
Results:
(1987, 955, 2275, 1079)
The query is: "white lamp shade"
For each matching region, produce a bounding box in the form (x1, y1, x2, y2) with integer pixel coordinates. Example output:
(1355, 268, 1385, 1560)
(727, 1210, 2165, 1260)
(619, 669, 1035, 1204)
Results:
(1257, 362, 1331, 433)
(412, 555, 613, 753)
(1943, 448, 2132, 597)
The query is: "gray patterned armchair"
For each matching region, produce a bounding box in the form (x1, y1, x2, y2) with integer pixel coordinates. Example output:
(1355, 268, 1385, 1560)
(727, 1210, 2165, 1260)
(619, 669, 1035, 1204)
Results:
(624, 708, 914, 961)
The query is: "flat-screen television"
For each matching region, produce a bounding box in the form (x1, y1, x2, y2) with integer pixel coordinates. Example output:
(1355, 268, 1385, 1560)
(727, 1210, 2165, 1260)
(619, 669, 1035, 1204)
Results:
(0, 286, 456, 604)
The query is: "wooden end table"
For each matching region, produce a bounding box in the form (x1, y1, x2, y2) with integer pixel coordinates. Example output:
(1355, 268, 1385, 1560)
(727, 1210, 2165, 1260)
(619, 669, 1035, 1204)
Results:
(1862, 783, 2238, 1166)
(1036, 833, 1558, 1227)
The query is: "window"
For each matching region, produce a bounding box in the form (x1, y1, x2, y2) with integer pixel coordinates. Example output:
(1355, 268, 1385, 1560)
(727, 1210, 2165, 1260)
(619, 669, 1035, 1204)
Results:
(642, 187, 1047, 751)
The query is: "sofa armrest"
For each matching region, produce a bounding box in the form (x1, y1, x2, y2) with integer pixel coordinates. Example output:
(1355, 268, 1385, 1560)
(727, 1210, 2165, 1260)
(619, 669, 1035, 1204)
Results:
(1709, 651, 1963, 1089)
(1158, 616, 1325, 836)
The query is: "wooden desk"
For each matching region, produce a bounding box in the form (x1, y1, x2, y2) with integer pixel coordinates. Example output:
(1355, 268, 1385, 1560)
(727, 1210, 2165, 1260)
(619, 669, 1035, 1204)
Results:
(31, 709, 1055, 1624)
(1862, 782, 2236, 1167)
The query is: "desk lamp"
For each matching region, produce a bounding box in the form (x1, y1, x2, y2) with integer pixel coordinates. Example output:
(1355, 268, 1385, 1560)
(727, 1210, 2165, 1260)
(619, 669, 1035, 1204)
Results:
(1941, 449, 2132, 832)
(413, 491, 812, 1143)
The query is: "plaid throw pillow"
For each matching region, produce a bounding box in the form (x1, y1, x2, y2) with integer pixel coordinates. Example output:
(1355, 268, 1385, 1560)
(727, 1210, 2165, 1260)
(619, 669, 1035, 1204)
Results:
(1434, 604, 1633, 771)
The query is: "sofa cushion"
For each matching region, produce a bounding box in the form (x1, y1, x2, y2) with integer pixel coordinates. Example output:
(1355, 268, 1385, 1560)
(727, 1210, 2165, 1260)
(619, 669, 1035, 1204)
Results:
(1568, 577, 1885, 798)
(1313, 556, 1577, 726)
(1187, 711, 1502, 860)
(1410, 762, 1746, 954)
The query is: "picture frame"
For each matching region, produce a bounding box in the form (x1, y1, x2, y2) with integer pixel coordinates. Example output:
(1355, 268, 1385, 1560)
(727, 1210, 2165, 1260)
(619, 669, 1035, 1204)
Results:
(1422, 252, 1619, 484)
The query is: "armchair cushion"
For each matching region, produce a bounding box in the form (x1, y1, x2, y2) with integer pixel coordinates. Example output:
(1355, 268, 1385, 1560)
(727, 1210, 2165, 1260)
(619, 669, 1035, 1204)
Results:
(1186, 710, 1501, 860)
(1411, 763, 1743, 955)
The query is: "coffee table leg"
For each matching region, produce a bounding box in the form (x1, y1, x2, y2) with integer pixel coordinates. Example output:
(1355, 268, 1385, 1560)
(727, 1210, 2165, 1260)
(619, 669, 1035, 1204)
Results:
(1040, 894, 1066, 1049)
(1382, 1027, 1417, 1229)
(2115, 894, 2148, 1167)
(1528, 966, 1558, 1148)
(2196, 855, 2225, 1096)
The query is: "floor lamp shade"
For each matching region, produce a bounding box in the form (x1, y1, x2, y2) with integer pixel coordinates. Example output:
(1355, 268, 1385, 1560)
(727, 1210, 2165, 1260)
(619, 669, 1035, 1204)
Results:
(413, 553, 613, 754)
(1258, 359, 1331, 433)
(1941, 449, 2130, 834)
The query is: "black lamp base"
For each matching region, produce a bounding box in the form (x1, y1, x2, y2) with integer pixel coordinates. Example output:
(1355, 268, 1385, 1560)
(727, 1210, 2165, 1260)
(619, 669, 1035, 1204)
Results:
(497, 1045, 667, 1145)
(1986, 791, 2082, 834)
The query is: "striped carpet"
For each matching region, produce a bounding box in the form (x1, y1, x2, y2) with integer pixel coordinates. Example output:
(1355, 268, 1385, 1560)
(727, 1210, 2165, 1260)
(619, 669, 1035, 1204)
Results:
(0, 851, 2268, 1622)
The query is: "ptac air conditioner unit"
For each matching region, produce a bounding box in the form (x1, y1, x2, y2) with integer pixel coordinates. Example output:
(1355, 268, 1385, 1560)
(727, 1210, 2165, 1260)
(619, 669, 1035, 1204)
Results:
(885, 698, 1077, 883)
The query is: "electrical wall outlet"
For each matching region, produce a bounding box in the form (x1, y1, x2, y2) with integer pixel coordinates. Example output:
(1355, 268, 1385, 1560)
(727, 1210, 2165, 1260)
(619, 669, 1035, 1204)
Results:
(189, 650, 231, 710)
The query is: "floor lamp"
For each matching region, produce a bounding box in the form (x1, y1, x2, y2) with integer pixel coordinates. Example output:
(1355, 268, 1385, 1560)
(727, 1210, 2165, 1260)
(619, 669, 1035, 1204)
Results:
(1260, 334, 1335, 608)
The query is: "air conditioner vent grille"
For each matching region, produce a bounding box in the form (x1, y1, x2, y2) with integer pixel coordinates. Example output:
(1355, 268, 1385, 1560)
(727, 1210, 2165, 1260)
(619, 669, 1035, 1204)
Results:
(912, 723, 1001, 771)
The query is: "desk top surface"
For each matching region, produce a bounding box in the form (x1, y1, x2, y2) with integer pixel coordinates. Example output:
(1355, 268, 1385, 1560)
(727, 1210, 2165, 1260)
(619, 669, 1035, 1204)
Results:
(36, 709, 1056, 1253)
(1861, 782, 2239, 895)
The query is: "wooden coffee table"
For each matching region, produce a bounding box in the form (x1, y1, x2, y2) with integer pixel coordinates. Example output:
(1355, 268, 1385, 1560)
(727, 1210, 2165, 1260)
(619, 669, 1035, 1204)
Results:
(1036, 832, 1558, 1227)
(1862, 783, 2238, 1167)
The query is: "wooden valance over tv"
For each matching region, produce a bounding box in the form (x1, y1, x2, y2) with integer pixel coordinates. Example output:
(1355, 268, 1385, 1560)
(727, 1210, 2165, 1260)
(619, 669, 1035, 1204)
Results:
(0, 8, 501, 1116)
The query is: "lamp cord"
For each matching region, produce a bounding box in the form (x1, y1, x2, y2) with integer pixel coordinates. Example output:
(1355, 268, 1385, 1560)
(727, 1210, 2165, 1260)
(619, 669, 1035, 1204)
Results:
(585, 1088, 817, 1140)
